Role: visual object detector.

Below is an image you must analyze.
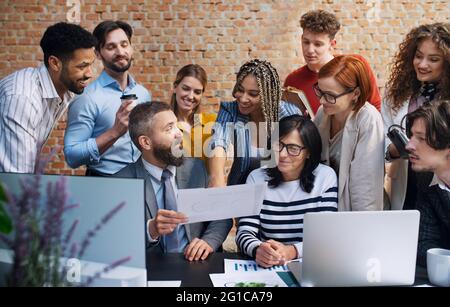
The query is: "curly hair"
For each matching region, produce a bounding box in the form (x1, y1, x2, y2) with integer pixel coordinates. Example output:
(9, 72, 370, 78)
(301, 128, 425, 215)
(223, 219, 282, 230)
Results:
(386, 23, 450, 112)
(300, 10, 341, 39)
(170, 64, 207, 125)
(232, 59, 281, 135)
(40, 22, 96, 67)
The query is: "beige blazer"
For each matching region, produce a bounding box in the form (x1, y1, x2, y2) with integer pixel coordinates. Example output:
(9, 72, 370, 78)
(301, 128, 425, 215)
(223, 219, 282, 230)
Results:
(381, 97, 409, 210)
(314, 102, 385, 211)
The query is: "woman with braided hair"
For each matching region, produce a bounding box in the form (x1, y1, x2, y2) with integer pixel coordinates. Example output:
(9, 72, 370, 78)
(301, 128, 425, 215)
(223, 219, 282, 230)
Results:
(208, 59, 301, 186)
(382, 22, 450, 210)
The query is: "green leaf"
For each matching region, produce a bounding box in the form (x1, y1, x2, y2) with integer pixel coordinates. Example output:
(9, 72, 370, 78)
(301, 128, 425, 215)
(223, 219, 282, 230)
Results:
(0, 182, 7, 202)
(0, 182, 13, 234)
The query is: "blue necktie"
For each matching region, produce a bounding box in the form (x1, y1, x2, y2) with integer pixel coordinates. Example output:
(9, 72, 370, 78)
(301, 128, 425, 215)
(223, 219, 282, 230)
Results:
(161, 169, 179, 253)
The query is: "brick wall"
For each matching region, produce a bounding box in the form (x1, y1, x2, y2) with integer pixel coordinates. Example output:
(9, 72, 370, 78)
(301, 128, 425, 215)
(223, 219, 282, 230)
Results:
(0, 0, 448, 174)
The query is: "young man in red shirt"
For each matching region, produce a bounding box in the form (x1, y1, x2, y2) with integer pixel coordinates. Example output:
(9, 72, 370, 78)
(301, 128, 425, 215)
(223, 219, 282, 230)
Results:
(284, 10, 381, 114)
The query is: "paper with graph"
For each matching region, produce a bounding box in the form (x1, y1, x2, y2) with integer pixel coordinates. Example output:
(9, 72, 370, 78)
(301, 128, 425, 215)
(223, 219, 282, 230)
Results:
(224, 259, 289, 273)
(177, 183, 267, 224)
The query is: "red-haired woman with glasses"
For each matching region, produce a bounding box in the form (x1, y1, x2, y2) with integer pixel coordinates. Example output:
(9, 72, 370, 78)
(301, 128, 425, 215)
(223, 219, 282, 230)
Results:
(313, 55, 384, 211)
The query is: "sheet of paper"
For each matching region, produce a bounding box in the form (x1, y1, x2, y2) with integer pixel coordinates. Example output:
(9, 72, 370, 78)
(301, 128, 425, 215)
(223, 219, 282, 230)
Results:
(210, 271, 287, 287)
(177, 183, 267, 224)
(224, 259, 289, 273)
(147, 280, 182, 287)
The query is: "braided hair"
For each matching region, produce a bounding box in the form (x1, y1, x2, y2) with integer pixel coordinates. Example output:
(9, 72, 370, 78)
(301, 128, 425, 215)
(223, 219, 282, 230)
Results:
(232, 59, 281, 135)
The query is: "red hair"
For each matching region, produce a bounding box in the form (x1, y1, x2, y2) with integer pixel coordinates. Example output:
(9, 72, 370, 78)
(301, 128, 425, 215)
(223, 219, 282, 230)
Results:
(318, 55, 372, 113)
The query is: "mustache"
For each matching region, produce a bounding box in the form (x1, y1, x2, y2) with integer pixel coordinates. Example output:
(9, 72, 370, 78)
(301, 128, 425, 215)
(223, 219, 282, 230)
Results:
(114, 56, 130, 62)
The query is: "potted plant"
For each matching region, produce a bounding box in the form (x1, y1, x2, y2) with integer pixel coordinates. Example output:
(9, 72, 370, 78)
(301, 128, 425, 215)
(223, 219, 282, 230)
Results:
(0, 175, 130, 287)
(0, 182, 13, 234)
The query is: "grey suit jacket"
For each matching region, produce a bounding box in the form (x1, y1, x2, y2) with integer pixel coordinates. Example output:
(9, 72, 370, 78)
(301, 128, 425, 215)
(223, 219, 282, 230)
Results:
(114, 157, 232, 252)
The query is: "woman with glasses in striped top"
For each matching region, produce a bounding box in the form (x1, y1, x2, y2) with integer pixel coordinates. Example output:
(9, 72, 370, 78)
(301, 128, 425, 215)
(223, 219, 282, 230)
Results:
(236, 115, 338, 267)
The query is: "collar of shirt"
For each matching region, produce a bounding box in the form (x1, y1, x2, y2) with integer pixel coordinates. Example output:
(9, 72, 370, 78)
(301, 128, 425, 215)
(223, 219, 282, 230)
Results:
(98, 70, 137, 91)
(430, 174, 450, 192)
(141, 158, 177, 182)
(37, 64, 74, 103)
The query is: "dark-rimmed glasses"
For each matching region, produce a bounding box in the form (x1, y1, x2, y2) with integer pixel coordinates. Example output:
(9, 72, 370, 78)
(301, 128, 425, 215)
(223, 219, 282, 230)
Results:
(273, 141, 306, 156)
(313, 82, 356, 104)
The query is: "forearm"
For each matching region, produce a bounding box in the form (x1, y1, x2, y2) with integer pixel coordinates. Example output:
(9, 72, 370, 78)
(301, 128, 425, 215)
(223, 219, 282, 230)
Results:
(201, 219, 233, 251)
(208, 148, 227, 187)
(147, 218, 160, 241)
(237, 232, 262, 258)
(95, 127, 123, 155)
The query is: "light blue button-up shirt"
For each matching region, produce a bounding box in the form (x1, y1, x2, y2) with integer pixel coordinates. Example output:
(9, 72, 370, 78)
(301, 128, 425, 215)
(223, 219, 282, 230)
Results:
(142, 159, 189, 252)
(64, 71, 151, 174)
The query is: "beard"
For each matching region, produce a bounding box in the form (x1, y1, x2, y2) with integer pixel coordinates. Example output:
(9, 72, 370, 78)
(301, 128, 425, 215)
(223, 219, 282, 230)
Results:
(103, 55, 132, 73)
(153, 140, 184, 167)
(60, 64, 88, 95)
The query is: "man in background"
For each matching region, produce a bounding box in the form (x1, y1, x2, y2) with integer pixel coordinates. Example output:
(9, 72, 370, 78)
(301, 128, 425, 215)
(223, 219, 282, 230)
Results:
(0, 22, 96, 173)
(284, 9, 381, 114)
(115, 101, 232, 261)
(64, 20, 151, 176)
(404, 100, 450, 267)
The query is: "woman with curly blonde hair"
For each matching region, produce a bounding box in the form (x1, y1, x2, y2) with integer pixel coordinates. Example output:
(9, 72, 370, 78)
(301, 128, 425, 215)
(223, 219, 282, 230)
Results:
(382, 22, 450, 210)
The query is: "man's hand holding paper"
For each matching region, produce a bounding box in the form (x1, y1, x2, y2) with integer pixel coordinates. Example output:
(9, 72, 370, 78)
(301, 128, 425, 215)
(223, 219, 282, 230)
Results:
(176, 183, 267, 224)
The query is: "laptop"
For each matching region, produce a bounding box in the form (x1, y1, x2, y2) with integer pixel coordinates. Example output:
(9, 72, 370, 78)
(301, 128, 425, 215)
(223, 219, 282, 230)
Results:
(0, 173, 147, 286)
(288, 210, 420, 287)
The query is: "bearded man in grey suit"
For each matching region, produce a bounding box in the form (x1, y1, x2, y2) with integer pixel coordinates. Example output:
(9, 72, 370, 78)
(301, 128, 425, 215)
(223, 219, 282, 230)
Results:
(115, 101, 232, 261)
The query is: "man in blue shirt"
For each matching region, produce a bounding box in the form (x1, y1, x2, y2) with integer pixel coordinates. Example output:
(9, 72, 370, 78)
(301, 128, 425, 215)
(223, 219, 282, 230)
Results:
(64, 20, 151, 176)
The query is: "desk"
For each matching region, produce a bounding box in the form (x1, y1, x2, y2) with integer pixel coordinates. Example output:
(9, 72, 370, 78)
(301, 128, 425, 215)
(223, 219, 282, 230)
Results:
(147, 251, 249, 287)
(147, 251, 430, 287)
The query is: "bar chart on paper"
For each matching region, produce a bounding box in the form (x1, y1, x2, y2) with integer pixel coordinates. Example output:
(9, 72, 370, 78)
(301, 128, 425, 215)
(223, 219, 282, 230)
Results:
(224, 259, 289, 273)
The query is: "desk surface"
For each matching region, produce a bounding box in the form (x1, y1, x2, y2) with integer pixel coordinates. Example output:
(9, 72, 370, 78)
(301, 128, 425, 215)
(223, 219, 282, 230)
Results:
(147, 251, 248, 287)
(146, 251, 430, 287)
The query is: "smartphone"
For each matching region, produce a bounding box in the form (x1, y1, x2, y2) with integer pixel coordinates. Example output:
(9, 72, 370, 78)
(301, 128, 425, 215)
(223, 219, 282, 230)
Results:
(120, 94, 138, 100)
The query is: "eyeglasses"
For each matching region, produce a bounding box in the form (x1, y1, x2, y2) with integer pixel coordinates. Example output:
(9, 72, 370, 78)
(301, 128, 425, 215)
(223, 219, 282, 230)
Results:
(273, 141, 306, 156)
(313, 83, 356, 104)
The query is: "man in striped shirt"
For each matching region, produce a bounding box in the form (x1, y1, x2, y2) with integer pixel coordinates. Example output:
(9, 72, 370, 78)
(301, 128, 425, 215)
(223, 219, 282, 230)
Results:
(0, 22, 96, 173)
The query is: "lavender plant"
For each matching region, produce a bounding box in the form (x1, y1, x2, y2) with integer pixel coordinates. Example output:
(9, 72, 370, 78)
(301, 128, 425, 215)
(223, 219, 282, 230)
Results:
(0, 175, 131, 287)
(0, 182, 12, 234)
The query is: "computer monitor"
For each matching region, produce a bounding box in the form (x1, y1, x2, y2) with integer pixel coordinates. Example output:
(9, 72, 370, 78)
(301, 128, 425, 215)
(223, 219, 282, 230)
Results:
(0, 173, 146, 286)
(299, 210, 420, 287)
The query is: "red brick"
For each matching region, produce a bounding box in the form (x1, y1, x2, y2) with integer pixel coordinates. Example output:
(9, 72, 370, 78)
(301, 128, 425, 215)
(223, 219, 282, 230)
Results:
(0, 0, 444, 174)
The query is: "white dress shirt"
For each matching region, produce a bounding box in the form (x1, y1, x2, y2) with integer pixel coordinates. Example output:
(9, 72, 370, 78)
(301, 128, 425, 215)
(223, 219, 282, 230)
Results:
(0, 64, 74, 173)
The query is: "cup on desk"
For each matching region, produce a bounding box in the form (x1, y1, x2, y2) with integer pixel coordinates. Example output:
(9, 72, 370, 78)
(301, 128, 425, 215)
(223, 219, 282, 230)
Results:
(427, 248, 450, 287)
(120, 94, 138, 112)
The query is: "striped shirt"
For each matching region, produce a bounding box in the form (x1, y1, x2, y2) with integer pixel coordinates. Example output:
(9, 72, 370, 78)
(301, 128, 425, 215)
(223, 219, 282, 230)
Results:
(0, 64, 74, 173)
(210, 101, 301, 173)
(236, 164, 338, 259)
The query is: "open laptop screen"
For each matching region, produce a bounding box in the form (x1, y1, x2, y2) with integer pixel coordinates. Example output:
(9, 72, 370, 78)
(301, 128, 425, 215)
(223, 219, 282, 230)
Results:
(301, 210, 420, 287)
